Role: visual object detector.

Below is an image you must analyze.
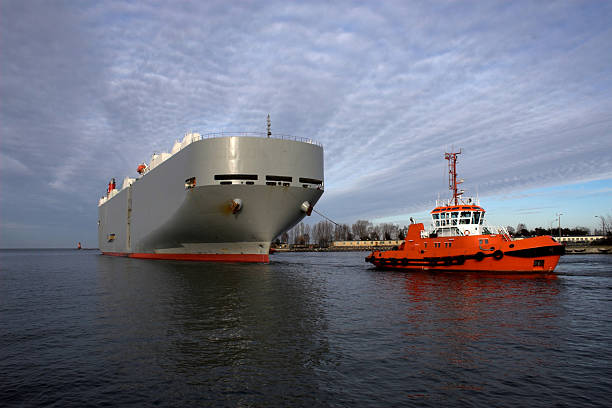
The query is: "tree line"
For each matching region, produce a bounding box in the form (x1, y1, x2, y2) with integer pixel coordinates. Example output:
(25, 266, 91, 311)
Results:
(277, 212, 612, 248)
(511, 212, 612, 237)
(279, 220, 407, 247)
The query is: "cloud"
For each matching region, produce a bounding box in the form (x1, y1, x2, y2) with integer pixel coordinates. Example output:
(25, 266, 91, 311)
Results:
(0, 152, 30, 175)
(1, 0, 611, 246)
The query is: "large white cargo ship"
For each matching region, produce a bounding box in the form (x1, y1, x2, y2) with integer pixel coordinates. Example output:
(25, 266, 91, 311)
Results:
(98, 131, 324, 263)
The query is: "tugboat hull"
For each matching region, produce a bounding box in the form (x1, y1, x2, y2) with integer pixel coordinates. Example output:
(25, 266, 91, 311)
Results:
(366, 224, 564, 273)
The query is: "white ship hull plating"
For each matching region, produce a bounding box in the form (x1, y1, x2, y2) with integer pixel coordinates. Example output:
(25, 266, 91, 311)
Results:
(98, 135, 324, 262)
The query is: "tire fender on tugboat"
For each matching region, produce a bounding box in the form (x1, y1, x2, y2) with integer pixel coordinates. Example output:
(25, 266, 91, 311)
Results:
(493, 250, 504, 260)
(475, 251, 485, 261)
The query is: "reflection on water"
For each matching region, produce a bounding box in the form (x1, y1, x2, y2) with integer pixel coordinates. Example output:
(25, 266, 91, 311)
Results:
(95, 255, 331, 404)
(402, 271, 561, 362)
(1, 250, 610, 407)
(355, 269, 568, 402)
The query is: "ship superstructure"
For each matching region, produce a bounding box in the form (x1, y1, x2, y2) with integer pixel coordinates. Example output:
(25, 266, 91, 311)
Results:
(98, 130, 324, 263)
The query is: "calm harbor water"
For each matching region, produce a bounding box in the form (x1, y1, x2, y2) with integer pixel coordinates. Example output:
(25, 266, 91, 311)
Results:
(1, 249, 611, 407)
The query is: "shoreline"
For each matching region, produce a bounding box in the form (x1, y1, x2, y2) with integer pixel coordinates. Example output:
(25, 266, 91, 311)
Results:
(564, 245, 611, 254)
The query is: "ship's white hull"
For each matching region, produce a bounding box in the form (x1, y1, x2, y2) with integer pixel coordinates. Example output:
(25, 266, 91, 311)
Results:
(98, 135, 324, 262)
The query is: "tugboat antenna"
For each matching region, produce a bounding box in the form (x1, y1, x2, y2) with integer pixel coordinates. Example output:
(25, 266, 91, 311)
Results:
(445, 150, 462, 205)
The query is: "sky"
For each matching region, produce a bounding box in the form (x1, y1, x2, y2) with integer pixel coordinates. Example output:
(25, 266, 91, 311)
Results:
(1, 0, 611, 248)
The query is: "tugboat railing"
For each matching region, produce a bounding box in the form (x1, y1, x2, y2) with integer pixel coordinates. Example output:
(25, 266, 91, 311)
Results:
(427, 224, 513, 240)
(483, 224, 513, 241)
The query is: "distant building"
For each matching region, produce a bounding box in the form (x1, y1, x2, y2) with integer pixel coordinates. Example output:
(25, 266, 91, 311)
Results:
(332, 240, 403, 248)
(555, 236, 604, 244)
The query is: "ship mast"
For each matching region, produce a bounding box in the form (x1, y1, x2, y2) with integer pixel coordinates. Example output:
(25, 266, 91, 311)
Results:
(445, 150, 463, 205)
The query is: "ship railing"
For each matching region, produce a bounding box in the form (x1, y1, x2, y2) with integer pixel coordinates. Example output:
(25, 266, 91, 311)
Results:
(435, 197, 480, 207)
(199, 132, 322, 146)
(482, 224, 513, 241)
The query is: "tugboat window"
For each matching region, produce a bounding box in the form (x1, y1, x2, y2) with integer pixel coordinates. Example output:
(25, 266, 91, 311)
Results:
(473, 212, 481, 224)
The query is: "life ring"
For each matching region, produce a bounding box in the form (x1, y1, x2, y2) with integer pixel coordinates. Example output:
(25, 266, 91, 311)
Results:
(493, 250, 504, 260)
(464, 230, 470, 235)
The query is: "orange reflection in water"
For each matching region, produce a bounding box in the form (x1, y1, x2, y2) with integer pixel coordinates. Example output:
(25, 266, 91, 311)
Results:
(396, 270, 562, 391)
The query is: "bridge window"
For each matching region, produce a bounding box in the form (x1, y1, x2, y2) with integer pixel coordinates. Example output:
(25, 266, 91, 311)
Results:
(299, 177, 322, 185)
(215, 174, 258, 181)
(266, 175, 292, 182)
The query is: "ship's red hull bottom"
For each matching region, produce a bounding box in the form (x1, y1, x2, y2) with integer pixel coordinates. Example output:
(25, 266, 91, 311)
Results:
(101, 252, 269, 263)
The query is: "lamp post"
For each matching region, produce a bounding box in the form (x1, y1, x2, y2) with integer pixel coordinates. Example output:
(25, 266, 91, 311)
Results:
(595, 215, 606, 236)
(556, 213, 563, 240)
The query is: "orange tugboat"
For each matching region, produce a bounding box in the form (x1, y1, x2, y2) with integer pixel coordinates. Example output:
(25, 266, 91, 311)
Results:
(366, 151, 564, 273)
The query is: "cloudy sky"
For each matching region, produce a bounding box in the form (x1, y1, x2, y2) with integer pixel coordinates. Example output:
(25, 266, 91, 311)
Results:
(1, 0, 611, 248)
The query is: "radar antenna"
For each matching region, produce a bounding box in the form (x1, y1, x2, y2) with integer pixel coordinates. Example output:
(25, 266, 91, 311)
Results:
(445, 150, 463, 205)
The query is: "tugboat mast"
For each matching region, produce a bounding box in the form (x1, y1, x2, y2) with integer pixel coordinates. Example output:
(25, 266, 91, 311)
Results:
(445, 150, 463, 205)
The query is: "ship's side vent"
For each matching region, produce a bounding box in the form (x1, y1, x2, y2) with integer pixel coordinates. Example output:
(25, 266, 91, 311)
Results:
(214, 174, 258, 181)
(299, 177, 322, 185)
(185, 177, 196, 190)
(266, 175, 292, 182)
